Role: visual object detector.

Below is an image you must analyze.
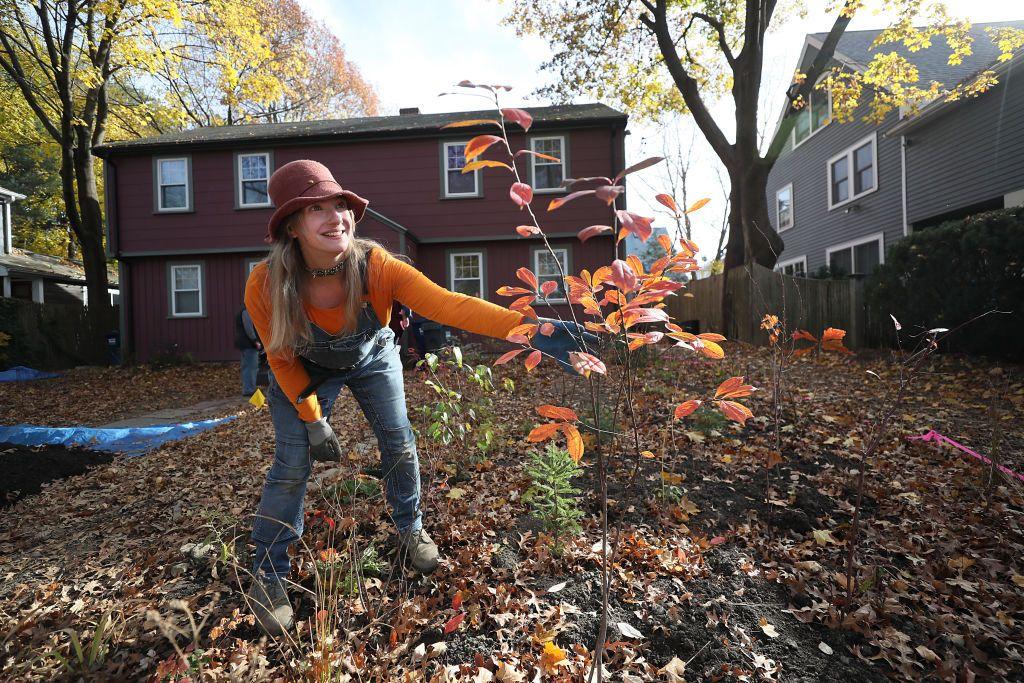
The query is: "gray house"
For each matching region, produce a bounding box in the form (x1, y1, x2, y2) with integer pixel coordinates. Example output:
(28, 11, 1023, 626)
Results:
(0, 185, 119, 306)
(767, 21, 1024, 278)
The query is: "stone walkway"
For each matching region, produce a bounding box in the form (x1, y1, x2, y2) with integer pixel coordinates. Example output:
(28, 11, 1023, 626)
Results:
(100, 396, 251, 428)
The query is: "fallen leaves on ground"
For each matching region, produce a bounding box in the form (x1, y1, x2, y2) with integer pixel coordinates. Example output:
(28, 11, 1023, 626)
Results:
(0, 343, 1021, 681)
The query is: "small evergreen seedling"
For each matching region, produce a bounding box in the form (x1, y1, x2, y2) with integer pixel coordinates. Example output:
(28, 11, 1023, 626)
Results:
(524, 444, 584, 555)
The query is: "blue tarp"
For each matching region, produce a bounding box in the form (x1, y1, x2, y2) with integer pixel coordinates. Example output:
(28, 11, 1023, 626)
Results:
(0, 366, 60, 382)
(0, 416, 237, 456)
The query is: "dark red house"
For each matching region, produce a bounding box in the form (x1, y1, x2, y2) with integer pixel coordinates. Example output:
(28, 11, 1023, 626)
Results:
(94, 104, 628, 362)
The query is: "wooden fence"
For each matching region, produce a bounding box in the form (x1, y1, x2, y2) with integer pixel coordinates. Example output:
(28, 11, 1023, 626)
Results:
(0, 297, 119, 369)
(664, 263, 887, 349)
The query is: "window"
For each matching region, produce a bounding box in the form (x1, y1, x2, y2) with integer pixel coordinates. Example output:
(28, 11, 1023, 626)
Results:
(776, 184, 793, 232)
(237, 152, 272, 207)
(826, 233, 883, 277)
(776, 256, 807, 277)
(530, 136, 566, 192)
(828, 134, 877, 210)
(449, 251, 484, 298)
(156, 157, 191, 211)
(793, 81, 832, 146)
(534, 248, 569, 302)
(169, 263, 203, 317)
(443, 141, 480, 197)
(245, 257, 263, 280)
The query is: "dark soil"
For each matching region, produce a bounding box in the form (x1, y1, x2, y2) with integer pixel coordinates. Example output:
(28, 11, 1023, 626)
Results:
(0, 442, 113, 508)
(438, 446, 890, 680)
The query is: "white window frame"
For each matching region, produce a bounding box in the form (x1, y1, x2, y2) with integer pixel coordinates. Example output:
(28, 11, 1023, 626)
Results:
(533, 247, 569, 303)
(827, 133, 878, 211)
(775, 255, 807, 277)
(448, 251, 484, 299)
(776, 183, 794, 232)
(245, 257, 263, 277)
(169, 263, 204, 318)
(825, 232, 885, 276)
(156, 157, 191, 212)
(237, 152, 272, 208)
(442, 141, 480, 198)
(530, 135, 567, 194)
(792, 76, 833, 149)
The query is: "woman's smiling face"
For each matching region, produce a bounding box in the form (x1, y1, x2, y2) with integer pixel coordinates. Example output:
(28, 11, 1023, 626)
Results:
(289, 196, 354, 262)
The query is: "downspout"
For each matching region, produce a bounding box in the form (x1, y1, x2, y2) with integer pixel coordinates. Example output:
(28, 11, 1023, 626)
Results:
(900, 136, 909, 236)
(105, 156, 130, 363)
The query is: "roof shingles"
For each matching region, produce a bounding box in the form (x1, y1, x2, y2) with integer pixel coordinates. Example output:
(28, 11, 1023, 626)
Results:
(94, 103, 626, 156)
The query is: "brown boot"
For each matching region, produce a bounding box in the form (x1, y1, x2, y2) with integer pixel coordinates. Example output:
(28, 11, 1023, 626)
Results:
(399, 529, 439, 575)
(246, 574, 293, 637)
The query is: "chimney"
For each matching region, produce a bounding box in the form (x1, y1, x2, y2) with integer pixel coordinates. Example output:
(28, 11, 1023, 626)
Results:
(399, 107, 421, 115)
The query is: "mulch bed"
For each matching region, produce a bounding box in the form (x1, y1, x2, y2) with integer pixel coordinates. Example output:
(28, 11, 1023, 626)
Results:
(0, 443, 114, 508)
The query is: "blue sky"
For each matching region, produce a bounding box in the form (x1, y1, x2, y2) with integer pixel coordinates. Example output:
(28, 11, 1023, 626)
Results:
(301, 0, 1022, 257)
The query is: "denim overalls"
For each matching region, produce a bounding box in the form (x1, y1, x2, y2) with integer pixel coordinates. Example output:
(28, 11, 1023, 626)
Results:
(251, 302, 421, 579)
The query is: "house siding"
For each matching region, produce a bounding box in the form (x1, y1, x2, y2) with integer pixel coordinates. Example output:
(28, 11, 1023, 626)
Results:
(109, 111, 625, 362)
(112, 127, 619, 255)
(128, 253, 258, 362)
(767, 101, 905, 273)
(905, 67, 1024, 225)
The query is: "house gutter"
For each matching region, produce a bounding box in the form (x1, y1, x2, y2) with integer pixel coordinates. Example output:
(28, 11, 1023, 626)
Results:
(365, 207, 417, 256)
(103, 155, 130, 363)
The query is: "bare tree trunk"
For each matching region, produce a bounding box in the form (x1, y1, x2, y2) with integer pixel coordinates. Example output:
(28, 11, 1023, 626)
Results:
(72, 126, 111, 321)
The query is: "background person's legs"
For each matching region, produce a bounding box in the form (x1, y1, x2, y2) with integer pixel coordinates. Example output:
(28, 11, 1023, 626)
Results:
(241, 347, 259, 396)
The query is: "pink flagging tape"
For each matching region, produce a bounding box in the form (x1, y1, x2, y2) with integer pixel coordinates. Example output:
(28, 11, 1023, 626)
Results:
(908, 430, 1024, 483)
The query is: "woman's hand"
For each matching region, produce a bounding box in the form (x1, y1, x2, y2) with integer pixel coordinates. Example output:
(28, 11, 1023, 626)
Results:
(527, 317, 600, 374)
(305, 418, 343, 462)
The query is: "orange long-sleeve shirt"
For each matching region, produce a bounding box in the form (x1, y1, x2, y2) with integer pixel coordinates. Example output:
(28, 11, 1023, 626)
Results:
(244, 247, 524, 422)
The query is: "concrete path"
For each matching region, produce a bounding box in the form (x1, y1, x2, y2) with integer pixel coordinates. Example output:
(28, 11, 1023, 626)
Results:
(100, 396, 250, 428)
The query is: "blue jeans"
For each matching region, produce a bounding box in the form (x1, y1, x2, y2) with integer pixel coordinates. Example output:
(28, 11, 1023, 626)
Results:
(241, 348, 259, 395)
(251, 337, 421, 578)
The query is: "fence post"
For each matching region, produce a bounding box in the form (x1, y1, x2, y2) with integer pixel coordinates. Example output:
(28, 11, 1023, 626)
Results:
(848, 277, 865, 349)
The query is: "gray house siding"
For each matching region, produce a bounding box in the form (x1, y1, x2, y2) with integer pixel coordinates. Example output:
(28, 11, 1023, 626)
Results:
(767, 101, 905, 274)
(903, 66, 1024, 225)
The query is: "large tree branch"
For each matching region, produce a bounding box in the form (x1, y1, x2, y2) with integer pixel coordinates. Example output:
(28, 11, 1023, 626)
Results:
(693, 12, 735, 68)
(0, 32, 61, 140)
(643, 0, 734, 167)
(764, 0, 856, 162)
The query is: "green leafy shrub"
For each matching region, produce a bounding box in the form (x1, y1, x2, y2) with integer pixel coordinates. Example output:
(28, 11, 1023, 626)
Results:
(866, 207, 1024, 360)
(524, 444, 585, 554)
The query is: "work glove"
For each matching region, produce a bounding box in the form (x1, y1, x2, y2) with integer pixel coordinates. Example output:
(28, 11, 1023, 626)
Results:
(530, 317, 600, 374)
(305, 417, 343, 462)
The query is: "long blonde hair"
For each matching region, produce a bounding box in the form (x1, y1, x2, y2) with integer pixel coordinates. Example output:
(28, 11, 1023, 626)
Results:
(263, 212, 388, 356)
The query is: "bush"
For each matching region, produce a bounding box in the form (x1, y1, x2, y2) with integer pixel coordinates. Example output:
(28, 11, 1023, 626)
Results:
(866, 207, 1024, 361)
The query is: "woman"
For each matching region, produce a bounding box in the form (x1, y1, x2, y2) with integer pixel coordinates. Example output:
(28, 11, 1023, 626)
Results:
(243, 159, 592, 636)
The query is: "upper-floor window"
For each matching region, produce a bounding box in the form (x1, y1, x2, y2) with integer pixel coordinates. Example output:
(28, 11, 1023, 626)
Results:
(449, 251, 484, 298)
(534, 247, 569, 303)
(443, 141, 480, 198)
(826, 233, 883, 277)
(776, 183, 793, 232)
(530, 136, 566, 192)
(156, 157, 191, 212)
(828, 133, 877, 210)
(169, 263, 204, 317)
(793, 78, 832, 147)
(238, 152, 272, 208)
